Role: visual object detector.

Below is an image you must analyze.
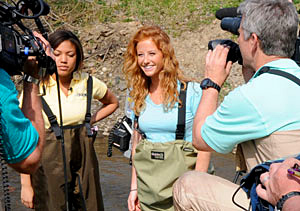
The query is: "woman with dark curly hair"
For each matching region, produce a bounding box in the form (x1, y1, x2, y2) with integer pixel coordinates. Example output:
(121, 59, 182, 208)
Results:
(124, 25, 213, 211)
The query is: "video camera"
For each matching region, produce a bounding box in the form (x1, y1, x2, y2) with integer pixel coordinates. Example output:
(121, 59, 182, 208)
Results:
(210, 7, 300, 66)
(208, 7, 243, 65)
(0, 0, 56, 76)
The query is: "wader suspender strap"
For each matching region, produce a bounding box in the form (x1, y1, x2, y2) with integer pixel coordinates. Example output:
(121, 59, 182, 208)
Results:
(41, 97, 62, 139)
(257, 66, 300, 86)
(175, 82, 188, 140)
(85, 76, 93, 137)
(41, 75, 94, 139)
(134, 82, 188, 139)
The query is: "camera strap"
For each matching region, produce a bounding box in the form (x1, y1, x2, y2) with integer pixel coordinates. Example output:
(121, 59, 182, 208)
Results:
(257, 66, 300, 86)
(41, 75, 93, 139)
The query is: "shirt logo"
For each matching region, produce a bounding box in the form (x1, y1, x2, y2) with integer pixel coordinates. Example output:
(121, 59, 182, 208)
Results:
(151, 151, 164, 160)
(76, 93, 87, 97)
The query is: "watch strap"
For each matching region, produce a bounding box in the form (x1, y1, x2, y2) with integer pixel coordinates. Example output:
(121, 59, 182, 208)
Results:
(210, 81, 221, 92)
(23, 74, 40, 85)
(276, 191, 300, 210)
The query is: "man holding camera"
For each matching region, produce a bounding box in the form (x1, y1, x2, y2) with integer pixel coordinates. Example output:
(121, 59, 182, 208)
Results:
(0, 32, 50, 174)
(173, 0, 300, 210)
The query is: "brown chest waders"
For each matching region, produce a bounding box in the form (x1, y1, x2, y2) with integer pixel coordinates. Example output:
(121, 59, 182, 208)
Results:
(133, 82, 199, 211)
(31, 76, 104, 211)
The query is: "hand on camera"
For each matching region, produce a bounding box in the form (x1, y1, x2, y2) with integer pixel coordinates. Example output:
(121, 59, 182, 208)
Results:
(256, 158, 300, 206)
(23, 32, 55, 79)
(33, 31, 55, 61)
(205, 44, 232, 87)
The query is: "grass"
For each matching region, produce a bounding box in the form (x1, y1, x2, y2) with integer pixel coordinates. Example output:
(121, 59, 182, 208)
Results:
(46, 0, 300, 36)
(47, 0, 300, 36)
(47, 0, 245, 35)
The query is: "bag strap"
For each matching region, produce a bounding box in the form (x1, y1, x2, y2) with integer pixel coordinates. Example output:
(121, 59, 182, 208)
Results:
(176, 82, 188, 140)
(84, 76, 93, 137)
(257, 66, 300, 86)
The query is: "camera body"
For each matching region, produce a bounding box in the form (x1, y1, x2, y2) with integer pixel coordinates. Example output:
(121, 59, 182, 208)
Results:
(112, 117, 132, 151)
(208, 39, 243, 64)
(0, 0, 55, 76)
(107, 116, 133, 157)
(208, 16, 242, 65)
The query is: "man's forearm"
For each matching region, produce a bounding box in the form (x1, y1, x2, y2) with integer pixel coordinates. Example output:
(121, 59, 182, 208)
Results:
(21, 82, 45, 170)
(192, 88, 218, 151)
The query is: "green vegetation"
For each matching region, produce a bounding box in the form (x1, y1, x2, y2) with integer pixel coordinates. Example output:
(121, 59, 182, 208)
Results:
(47, 0, 244, 35)
(47, 0, 300, 35)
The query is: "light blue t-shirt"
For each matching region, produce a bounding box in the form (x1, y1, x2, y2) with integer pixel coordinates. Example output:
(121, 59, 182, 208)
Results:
(0, 68, 38, 163)
(202, 59, 300, 154)
(138, 81, 202, 143)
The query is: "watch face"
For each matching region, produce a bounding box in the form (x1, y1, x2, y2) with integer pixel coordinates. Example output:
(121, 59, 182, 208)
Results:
(201, 78, 211, 88)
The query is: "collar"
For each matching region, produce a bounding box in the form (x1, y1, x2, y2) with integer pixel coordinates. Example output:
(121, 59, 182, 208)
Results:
(48, 71, 83, 87)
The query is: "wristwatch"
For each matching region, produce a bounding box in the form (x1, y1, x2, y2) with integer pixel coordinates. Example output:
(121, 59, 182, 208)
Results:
(200, 78, 221, 92)
(23, 74, 40, 85)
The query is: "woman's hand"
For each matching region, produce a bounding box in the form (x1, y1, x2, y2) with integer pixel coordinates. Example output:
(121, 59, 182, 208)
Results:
(21, 183, 35, 209)
(128, 190, 141, 211)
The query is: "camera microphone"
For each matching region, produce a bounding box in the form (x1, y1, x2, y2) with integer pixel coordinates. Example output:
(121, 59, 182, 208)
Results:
(215, 7, 239, 20)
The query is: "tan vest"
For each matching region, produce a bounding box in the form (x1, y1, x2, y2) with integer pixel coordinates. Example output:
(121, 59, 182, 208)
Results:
(236, 129, 300, 172)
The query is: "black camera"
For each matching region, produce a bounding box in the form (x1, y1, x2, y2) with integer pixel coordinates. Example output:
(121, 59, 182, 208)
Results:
(208, 39, 243, 65)
(107, 116, 132, 157)
(0, 0, 56, 76)
(208, 16, 243, 65)
(214, 12, 300, 66)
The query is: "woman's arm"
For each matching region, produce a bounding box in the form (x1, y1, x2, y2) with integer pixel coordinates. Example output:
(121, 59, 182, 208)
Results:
(195, 151, 211, 172)
(128, 121, 142, 211)
(90, 89, 119, 125)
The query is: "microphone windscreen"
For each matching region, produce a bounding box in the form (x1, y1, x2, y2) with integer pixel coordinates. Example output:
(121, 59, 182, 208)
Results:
(215, 7, 238, 20)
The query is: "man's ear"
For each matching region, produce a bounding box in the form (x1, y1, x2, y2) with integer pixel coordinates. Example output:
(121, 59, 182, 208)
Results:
(250, 33, 260, 54)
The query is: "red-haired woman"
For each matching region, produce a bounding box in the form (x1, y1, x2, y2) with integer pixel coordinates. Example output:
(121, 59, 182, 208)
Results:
(123, 25, 213, 211)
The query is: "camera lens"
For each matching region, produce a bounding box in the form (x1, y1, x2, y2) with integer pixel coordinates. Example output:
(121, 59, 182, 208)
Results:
(220, 17, 241, 36)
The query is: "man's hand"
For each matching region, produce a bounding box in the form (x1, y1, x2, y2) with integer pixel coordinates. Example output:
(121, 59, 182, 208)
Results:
(256, 158, 300, 206)
(23, 31, 55, 79)
(205, 44, 233, 87)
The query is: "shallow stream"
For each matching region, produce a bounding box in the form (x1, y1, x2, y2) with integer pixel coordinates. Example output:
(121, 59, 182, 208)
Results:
(0, 137, 237, 211)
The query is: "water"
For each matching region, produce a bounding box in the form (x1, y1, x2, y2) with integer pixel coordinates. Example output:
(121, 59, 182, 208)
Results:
(0, 137, 237, 211)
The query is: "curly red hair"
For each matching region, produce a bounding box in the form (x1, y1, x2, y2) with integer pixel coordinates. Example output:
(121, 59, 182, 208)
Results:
(123, 25, 190, 115)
